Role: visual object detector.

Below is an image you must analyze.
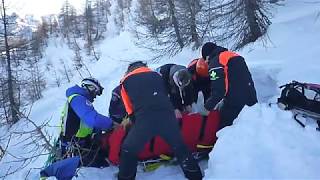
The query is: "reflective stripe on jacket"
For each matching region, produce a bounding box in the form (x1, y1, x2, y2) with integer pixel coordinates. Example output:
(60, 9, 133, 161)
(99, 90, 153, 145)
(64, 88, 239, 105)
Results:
(60, 94, 93, 138)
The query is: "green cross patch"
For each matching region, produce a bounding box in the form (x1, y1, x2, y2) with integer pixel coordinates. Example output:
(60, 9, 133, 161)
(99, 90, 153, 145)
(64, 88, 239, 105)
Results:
(210, 70, 219, 80)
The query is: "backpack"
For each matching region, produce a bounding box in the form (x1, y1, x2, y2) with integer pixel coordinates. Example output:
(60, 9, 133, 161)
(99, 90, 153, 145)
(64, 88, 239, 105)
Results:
(277, 81, 320, 128)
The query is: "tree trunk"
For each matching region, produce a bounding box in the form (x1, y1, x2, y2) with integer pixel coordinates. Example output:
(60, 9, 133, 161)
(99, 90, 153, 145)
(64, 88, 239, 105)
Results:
(187, 0, 200, 48)
(244, 0, 262, 42)
(2, 0, 19, 124)
(167, 0, 184, 49)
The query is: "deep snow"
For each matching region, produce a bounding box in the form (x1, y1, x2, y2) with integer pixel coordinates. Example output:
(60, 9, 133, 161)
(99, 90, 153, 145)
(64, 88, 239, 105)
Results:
(1, 0, 320, 179)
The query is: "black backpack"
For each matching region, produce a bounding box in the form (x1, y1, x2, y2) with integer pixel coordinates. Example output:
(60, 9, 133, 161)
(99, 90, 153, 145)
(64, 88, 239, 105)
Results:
(277, 81, 320, 128)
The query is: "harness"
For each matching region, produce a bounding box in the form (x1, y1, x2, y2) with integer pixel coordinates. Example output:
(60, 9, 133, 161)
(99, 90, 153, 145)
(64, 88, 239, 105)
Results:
(60, 94, 93, 139)
(55, 94, 97, 165)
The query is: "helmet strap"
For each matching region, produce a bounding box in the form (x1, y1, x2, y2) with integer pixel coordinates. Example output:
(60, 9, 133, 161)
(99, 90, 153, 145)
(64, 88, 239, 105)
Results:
(173, 71, 182, 88)
(84, 84, 97, 98)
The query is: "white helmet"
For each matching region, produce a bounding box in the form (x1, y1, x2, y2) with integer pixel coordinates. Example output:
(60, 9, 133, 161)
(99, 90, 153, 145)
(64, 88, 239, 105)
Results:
(81, 77, 104, 96)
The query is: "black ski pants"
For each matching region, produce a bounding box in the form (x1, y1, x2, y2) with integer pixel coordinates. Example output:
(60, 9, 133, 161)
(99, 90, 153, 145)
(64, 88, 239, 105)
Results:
(60, 136, 109, 168)
(118, 110, 202, 180)
(219, 100, 245, 130)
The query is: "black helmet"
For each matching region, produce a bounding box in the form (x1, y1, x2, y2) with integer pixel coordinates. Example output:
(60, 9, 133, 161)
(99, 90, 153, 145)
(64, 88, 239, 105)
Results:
(127, 61, 147, 73)
(201, 42, 217, 60)
(81, 77, 104, 96)
(173, 69, 191, 89)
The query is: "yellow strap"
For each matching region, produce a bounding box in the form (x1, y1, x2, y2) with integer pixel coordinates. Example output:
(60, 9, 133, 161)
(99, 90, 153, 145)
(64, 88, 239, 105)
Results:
(60, 94, 87, 137)
(67, 94, 93, 138)
(143, 154, 172, 172)
(159, 154, 172, 161)
(144, 162, 162, 172)
(61, 94, 80, 121)
(60, 94, 80, 131)
(68, 94, 80, 103)
(197, 144, 214, 149)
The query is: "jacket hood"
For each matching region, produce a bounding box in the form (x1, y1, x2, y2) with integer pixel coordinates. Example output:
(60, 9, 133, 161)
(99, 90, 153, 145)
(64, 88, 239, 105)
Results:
(169, 65, 186, 82)
(66, 85, 94, 102)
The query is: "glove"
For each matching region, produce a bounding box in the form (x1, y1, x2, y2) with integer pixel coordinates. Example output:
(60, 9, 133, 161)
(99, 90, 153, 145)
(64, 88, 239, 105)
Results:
(175, 109, 182, 119)
(184, 105, 192, 113)
(201, 109, 210, 116)
(121, 116, 131, 130)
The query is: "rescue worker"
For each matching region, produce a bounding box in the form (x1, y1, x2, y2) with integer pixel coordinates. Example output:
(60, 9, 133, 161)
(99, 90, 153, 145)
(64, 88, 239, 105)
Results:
(201, 42, 258, 130)
(187, 58, 211, 104)
(156, 64, 195, 118)
(109, 85, 127, 124)
(59, 77, 112, 167)
(118, 61, 202, 180)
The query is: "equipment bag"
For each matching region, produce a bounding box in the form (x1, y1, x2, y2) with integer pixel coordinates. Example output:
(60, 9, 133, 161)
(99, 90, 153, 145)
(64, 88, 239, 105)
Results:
(277, 81, 320, 127)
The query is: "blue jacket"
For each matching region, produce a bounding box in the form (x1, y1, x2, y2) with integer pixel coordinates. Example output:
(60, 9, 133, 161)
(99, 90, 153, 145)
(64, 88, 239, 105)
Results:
(66, 85, 112, 130)
(40, 156, 80, 180)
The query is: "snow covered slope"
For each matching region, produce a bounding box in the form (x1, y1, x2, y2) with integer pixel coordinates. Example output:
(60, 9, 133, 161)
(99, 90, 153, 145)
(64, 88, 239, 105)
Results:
(1, 0, 320, 179)
(205, 1, 320, 179)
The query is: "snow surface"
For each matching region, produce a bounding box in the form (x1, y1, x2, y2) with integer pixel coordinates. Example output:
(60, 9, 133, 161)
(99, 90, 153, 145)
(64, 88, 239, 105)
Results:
(1, 0, 320, 179)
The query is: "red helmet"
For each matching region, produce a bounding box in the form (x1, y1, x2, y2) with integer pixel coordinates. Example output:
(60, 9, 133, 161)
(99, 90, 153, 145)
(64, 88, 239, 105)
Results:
(196, 58, 208, 77)
(187, 59, 198, 68)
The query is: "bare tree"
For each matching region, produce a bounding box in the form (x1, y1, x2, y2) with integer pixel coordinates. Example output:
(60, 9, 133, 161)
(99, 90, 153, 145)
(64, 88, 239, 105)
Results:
(134, 0, 203, 58)
(24, 58, 46, 102)
(0, 108, 54, 179)
(133, 0, 275, 57)
(72, 37, 92, 78)
(175, 0, 201, 48)
(238, 0, 272, 49)
(59, 0, 79, 41)
(134, 0, 185, 58)
(114, 0, 133, 29)
(0, 4, 47, 124)
(202, 0, 272, 50)
(1, 0, 19, 124)
(84, 0, 94, 54)
(167, 0, 184, 49)
(92, 0, 111, 40)
(0, 134, 11, 162)
(60, 58, 72, 83)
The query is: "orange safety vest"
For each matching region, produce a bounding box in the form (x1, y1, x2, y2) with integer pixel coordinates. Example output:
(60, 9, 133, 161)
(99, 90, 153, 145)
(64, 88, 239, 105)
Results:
(120, 67, 153, 115)
(218, 51, 239, 95)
